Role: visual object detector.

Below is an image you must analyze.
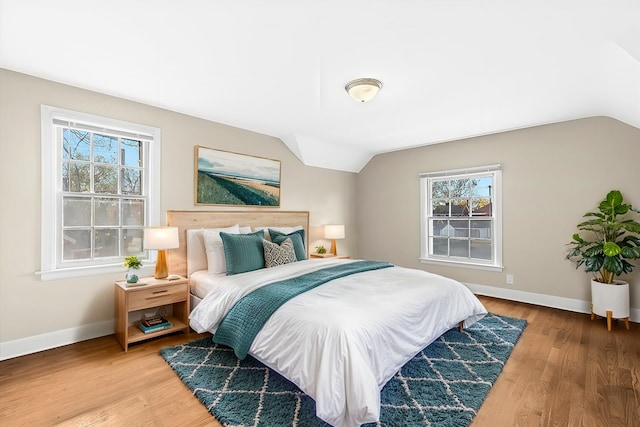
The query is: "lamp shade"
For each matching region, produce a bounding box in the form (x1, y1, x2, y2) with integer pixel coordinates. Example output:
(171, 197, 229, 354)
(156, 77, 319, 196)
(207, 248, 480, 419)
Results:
(324, 224, 345, 240)
(345, 78, 383, 103)
(144, 226, 179, 250)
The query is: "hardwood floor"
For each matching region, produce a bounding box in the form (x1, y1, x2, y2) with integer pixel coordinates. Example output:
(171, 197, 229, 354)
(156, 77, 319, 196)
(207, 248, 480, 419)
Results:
(475, 297, 639, 427)
(1, 296, 638, 426)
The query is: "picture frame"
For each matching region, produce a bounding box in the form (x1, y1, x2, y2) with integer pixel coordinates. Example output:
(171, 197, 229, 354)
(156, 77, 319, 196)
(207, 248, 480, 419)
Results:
(195, 146, 281, 207)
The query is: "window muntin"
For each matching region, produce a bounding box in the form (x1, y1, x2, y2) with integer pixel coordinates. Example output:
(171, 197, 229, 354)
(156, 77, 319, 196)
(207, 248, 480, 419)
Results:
(41, 106, 160, 280)
(420, 166, 502, 270)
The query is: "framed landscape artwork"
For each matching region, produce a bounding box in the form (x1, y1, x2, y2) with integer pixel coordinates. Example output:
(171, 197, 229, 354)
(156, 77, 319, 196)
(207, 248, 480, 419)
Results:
(195, 146, 281, 207)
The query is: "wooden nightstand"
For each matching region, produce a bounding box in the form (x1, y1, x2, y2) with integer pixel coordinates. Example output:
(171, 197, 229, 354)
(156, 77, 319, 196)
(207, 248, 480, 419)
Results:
(114, 276, 190, 351)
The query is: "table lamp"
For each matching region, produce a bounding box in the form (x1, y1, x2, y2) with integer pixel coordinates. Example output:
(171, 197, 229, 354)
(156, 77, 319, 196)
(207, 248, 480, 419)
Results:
(324, 224, 345, 256)
(144, 226, 179, 279)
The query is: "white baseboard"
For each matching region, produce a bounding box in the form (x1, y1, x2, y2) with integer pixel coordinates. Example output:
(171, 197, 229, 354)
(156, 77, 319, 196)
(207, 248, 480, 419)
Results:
(2, 285, 638, 361)
(0, 319, 114, 361)
(464, 282, 640, 323)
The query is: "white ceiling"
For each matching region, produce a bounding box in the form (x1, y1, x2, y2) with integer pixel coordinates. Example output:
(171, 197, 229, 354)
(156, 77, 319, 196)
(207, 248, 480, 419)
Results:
(1, 0, 638, 172)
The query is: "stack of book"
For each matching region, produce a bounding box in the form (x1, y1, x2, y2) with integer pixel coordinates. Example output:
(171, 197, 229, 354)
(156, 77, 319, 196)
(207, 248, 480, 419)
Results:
(138, 315, 171, 334)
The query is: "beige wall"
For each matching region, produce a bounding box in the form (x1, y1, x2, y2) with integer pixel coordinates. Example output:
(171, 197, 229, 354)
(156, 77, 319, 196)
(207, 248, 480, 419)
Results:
(0, 69, 357, 343)
(357, 117, 640, 310)
(2, 67, 639, 351)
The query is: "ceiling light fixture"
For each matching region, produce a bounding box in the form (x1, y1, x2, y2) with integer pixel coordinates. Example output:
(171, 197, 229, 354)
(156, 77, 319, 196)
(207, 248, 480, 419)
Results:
(345, 78, 383, 103)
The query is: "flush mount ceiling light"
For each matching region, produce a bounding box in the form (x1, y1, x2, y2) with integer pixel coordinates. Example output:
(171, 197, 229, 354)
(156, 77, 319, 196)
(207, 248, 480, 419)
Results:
(344, 78, 383, 103)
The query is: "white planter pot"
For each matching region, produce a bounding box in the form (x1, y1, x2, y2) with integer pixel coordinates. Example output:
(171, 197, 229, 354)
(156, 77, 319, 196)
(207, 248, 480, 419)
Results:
(591, 279, 630, 319)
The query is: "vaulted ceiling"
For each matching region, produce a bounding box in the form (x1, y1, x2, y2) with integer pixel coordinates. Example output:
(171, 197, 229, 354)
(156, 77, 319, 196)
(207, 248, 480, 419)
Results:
(1, 0, 638, 172)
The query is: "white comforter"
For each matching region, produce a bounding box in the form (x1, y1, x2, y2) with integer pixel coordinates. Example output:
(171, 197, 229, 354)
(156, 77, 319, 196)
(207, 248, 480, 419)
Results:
(189, 259, 487, 427)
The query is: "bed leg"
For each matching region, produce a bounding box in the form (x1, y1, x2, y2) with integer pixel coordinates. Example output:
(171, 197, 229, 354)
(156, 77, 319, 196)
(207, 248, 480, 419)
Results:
(459, 321, 464, 332)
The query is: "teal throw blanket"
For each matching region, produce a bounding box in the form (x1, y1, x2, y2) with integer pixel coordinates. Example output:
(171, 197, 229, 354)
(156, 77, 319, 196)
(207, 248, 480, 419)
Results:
(213, 260, 393, 359)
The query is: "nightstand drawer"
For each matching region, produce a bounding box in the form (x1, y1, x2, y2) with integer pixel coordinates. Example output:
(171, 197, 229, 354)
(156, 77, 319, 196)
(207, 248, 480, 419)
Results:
(128, 283, 188, 311)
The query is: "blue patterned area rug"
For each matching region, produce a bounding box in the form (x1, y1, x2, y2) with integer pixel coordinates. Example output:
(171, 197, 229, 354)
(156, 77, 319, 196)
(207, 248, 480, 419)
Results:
(160, 313, 526, 427)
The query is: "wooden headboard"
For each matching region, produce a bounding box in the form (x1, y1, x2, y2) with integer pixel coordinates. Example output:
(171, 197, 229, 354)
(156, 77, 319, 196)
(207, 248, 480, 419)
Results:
(166, 210, 310, 277)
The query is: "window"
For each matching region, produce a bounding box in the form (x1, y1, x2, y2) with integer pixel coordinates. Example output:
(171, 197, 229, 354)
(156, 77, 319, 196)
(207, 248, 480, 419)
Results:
(420, 165, 502, 271)
(40, 106, 160, 280)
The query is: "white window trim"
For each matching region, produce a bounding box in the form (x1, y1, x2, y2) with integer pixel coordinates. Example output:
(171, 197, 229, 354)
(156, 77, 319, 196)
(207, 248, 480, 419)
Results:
(39, 105, 161, 281)
(419, 164, 503, 272)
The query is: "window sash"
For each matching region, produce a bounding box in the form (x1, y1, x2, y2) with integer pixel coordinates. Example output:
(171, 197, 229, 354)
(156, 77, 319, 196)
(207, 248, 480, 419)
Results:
(53, 118, 154, 142)
(56, 124, 148, 268)
(419, 164, 501, 179)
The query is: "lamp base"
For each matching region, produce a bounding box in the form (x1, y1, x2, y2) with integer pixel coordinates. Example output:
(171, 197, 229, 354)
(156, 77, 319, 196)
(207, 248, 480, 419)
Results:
(329, 239, 338, 256)
(154, 250, 169, 279)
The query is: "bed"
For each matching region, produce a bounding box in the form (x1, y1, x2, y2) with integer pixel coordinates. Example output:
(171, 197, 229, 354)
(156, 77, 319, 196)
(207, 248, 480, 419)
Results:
(167, 210, 487, 427)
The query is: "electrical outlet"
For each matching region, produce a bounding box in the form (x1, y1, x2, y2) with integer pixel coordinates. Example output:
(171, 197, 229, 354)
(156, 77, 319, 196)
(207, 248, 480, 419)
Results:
(506, 274, 514, 285)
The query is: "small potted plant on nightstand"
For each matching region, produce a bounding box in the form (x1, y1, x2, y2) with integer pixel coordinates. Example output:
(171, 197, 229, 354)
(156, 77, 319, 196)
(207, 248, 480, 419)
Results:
(566, 190, 640, 331)
(312, 245, 333, 258)
(123, 256, 142, 283)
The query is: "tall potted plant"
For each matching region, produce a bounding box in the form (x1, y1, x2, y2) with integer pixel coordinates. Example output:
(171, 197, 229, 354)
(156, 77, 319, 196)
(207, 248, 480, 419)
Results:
(566, 190, 640, 330)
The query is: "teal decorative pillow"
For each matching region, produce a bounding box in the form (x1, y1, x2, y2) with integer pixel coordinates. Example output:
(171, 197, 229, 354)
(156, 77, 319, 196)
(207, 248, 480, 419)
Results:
(263, 238, 297, 268)
(269, 229, 307, 261)
(220, 230, 265, 275)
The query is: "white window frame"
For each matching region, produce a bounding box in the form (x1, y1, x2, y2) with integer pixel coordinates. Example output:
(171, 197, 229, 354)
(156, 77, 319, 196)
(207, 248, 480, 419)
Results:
(40, 105, 161, 280)
(419, 164, 503, 271)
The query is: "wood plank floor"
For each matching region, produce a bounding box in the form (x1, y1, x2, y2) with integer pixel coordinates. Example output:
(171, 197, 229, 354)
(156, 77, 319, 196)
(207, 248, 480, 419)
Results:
(1, 296, 638, 426)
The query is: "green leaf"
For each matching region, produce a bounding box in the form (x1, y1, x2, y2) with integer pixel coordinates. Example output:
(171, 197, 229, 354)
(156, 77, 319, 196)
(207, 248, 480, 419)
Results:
(621, 246, 640, 259)
(602, 241, 621, 257)
(603, 256, 623, 276)
(620, 221, 640, 234)
(622, 235, 640, 245)
(583, 211, 604, 219)
(621, 259, 634, 274)
(607, 190, 623, 207)
(584, 245, 603, 256)
(566, 248, 580, 259)
(584, 256, 603, 272)
(577, 219, 603, 228)
(615, 204, 629, 215)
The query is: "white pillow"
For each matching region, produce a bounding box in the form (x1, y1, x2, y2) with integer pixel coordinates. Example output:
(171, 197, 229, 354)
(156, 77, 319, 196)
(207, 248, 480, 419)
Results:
(239, 226, 252, 234)
(202, 224, 240, 274)
(254, 225, 303, 241)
